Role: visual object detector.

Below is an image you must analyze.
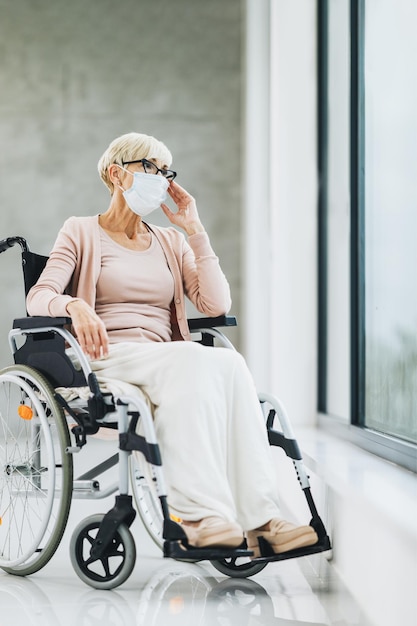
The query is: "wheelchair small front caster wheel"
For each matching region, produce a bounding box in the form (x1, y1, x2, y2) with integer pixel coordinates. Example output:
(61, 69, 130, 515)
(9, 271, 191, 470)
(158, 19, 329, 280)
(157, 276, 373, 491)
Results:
(211, 556, 267, 579)
(70, 514, 136, 589)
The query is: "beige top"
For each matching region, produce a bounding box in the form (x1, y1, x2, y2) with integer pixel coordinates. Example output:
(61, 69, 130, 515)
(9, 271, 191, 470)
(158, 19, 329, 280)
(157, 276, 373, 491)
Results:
(27, 215, 232, 341)
(96, 228, 175, 343)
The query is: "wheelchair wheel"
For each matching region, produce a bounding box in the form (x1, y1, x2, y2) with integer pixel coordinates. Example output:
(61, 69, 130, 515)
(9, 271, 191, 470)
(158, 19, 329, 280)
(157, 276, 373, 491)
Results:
(0, 365, 73, 575)
(211, 555, 268, 578)
(130, 451, 164, 549)
(70, 514, 136, 590)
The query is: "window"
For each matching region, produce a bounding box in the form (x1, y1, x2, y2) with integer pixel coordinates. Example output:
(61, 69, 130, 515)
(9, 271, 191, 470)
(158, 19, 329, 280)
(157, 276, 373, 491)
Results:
(362, 0, 417, 444)
(318, 0, 417, 471)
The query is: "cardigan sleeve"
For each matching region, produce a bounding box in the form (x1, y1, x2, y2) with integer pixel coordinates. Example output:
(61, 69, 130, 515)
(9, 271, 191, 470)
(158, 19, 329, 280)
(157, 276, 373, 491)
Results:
(181, 231, 232, 316)
(26, 219, 80, 317)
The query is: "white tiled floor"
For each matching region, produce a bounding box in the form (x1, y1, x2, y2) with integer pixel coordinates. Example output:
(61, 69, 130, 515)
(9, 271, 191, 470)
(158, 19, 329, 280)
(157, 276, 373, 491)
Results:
(0, 539, 372, 625)
(0, 442, 374, 626)
(0, 513, 373, 625)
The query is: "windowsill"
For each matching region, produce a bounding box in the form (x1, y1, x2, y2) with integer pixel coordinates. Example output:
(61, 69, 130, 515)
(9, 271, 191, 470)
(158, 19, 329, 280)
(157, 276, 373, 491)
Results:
(297, 425, 417, 542)
(283, 424, 417, 626)
(318, 413, 417, 472)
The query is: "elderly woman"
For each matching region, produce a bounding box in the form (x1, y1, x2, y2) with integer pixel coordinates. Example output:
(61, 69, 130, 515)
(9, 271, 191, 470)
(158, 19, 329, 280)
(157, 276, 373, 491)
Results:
(27, 132, 317, 556)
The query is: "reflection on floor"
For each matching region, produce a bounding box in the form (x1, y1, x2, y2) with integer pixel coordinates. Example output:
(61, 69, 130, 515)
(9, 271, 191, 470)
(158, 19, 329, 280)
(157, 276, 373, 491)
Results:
(0, 441, 373, 626)
(0, 517, 372, 625)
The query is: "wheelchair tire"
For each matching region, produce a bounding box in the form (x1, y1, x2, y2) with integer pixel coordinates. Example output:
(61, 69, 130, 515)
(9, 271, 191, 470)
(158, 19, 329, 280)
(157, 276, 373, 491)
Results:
(130, 451, 164, 549)
(70, 514, 136, 589)
(211, 556, 268, 578)
(0, 365, 73, 575)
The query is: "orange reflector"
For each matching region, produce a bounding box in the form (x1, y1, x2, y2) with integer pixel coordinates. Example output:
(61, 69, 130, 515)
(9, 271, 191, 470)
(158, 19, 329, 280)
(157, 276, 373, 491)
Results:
(0, 517, 2, 526)
(18, 405, 33, 420)
(169, 596, 184, 615)
(170, 514, 182, 523)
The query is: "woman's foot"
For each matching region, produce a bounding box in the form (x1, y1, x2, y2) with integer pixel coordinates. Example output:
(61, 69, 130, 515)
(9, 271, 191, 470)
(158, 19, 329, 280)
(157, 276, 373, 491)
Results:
(181, 517, 244, 549)
(246, 518, 318, 558)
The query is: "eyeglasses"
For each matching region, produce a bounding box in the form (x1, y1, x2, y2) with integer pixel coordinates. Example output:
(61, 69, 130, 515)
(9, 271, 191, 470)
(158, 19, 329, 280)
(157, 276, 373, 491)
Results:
(122, 158, 177, 181)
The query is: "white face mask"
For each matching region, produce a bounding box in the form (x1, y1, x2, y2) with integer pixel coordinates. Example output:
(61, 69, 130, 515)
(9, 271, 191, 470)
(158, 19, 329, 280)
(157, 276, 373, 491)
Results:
(118, 168, 169, 217)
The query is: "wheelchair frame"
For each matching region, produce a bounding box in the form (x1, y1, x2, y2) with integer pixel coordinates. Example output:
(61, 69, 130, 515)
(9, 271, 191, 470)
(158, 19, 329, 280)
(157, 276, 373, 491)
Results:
(0, 235, 331, 589)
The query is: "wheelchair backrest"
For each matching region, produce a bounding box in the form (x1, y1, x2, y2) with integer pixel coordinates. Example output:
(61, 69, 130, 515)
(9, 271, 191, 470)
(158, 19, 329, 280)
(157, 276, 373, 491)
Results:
(0, 235, 48, 299)
(22, 249, 49, 297)
(1, 236, 88, 388)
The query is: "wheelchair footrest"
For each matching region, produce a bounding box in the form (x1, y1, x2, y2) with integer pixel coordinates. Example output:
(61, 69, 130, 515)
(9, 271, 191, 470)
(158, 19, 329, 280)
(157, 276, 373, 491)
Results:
(252, 534, 332, 563)
(164, 540, 254, 562)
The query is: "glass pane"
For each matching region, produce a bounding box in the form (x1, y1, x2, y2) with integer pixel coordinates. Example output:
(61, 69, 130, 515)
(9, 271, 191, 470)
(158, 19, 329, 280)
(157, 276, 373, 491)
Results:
(364, 0, 417, 443)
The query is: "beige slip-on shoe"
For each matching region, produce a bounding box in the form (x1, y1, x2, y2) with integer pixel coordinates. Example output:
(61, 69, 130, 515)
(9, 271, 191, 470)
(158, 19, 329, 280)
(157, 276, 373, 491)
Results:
(247, 518, 318, 558)
(181, 516, 244, 549)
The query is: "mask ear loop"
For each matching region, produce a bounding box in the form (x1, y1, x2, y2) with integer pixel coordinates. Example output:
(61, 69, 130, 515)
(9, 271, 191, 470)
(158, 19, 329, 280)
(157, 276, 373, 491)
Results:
(114, 163, 132, 193)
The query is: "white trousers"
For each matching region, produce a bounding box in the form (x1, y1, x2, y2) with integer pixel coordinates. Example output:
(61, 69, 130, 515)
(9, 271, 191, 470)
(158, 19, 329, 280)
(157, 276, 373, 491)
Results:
(90, 341, 280, 530)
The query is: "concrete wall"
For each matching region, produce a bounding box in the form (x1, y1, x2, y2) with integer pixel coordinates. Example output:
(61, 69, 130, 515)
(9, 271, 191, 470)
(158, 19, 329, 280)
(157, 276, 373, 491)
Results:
(0, 0, 243, 367)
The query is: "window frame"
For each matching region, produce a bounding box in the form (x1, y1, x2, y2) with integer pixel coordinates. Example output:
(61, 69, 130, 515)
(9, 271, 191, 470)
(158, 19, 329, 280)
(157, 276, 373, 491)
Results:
(317, 0, 417, 473)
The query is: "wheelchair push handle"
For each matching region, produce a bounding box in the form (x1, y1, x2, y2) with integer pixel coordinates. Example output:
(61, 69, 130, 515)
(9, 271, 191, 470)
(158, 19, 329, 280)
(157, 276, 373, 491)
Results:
(0, 236, 29, 254)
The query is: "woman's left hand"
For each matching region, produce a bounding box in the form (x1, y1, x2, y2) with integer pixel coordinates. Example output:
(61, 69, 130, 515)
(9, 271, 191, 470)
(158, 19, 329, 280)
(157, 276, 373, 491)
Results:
(161, 181, 205, 236)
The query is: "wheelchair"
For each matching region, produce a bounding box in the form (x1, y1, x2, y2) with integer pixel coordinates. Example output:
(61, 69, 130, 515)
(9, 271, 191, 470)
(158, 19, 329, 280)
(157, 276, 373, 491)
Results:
(0, 235, 331, 589)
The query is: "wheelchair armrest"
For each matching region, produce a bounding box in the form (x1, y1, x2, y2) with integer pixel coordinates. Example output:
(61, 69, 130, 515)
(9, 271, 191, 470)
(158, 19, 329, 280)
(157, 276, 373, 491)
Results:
(14, 315, 236, 331)
(188, 315, 237, 331)
(13, 316, 72, 329)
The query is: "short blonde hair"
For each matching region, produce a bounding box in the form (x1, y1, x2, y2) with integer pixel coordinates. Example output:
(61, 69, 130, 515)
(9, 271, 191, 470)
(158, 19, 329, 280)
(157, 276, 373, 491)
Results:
(97, 132, 173, 193)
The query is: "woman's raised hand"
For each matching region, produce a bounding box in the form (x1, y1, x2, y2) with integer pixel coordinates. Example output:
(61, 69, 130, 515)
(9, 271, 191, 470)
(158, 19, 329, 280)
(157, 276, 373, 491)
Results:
(66, 299, 109, 360)
(161, 181, 205, 236)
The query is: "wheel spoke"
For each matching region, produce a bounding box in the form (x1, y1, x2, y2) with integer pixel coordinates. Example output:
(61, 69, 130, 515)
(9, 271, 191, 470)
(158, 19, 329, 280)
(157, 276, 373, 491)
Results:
(101, 557, 111, 578)
(86, 533, 96, 546)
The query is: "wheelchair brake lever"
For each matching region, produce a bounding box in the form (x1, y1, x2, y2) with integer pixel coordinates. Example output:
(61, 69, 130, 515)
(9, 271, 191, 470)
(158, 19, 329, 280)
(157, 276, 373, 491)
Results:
(56, 392, 99, 450)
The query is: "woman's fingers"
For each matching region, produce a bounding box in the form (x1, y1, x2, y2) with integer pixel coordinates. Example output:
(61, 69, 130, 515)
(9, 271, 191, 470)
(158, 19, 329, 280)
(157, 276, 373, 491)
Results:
(161, 203, 174, 218)
(84, 322, 108, 359)
(167, 181, 194, 205)
(66, 300, 109, 359)
(87, 325, 108, 360)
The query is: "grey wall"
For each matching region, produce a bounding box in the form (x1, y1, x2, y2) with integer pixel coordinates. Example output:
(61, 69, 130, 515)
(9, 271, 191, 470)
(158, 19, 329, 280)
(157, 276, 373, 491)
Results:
(0, 0, 243, 367)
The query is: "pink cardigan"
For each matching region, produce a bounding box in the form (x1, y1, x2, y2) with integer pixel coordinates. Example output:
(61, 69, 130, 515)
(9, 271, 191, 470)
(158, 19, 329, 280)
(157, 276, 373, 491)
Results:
(26, 215, 232, 341)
